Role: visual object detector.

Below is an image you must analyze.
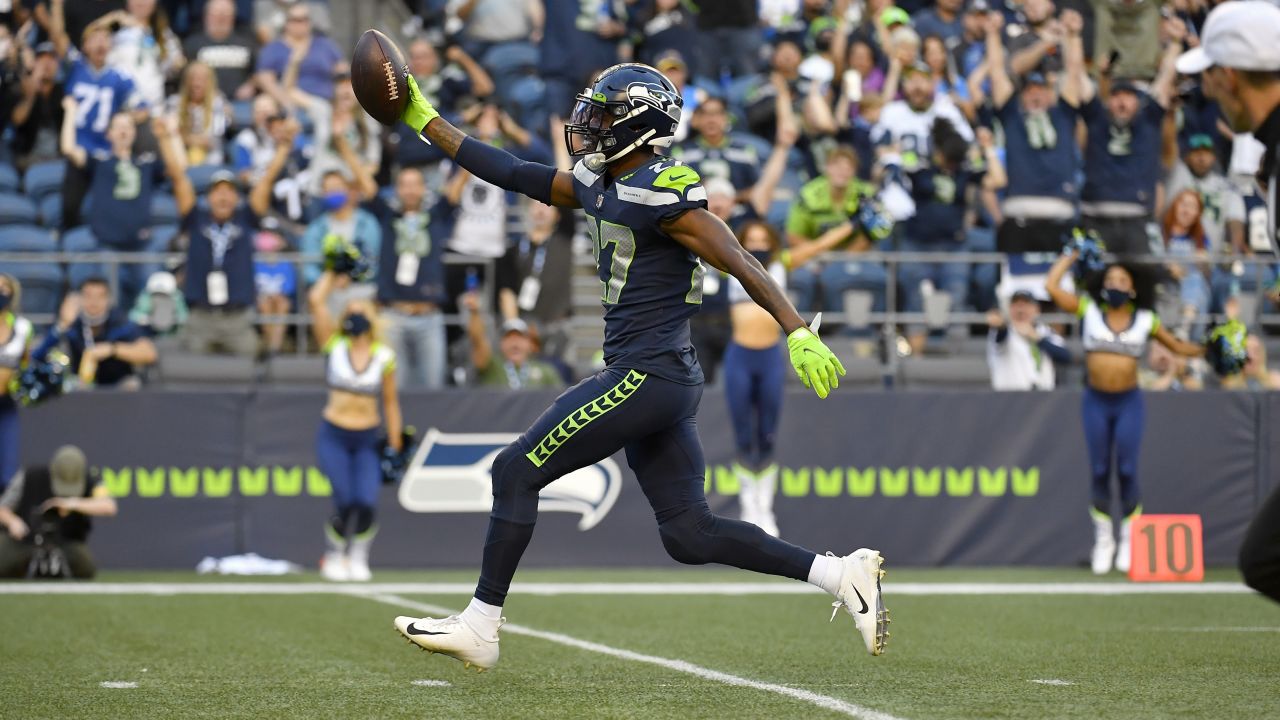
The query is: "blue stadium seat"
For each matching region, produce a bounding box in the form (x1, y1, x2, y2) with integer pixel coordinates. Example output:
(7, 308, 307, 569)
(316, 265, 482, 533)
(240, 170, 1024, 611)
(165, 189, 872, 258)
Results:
(61, 226, 103, 288)
(8, 262, 62, 315)
(188, 165, 234, 194)
(38, 194, 61, 228)
(149, 224, 180, 252)
(230, 100, 254, 131)
(0, 193, 38, 226)
(0, 225, 54, 253)
(151, 193, 180, 226)
(0, 164, 19, 193)
(22, 160, 65, 202)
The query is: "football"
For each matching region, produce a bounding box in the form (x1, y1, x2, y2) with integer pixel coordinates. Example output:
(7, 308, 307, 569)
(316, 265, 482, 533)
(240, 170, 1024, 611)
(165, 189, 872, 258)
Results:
(351, 29, 409, 126)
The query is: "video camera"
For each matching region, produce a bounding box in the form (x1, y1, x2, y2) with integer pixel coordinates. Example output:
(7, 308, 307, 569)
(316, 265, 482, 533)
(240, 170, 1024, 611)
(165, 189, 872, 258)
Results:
(24, 508, 70, 579)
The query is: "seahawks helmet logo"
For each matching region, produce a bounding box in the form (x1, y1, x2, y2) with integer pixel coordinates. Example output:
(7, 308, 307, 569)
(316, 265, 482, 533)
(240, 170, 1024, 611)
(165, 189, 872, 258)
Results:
(627, 83, 681, 119)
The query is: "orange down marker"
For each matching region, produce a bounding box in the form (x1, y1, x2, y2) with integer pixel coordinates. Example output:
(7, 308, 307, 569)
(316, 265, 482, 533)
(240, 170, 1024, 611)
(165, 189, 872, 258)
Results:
(1128, 514, 1204, 582)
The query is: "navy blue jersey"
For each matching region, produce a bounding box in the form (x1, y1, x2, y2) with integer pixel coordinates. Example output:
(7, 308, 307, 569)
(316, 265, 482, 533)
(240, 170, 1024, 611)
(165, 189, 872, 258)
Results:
(1080, 94, 1164, 208)
(571, 157, 710, 385)
(672, 136, 762, 191)
(84, 151, 163, 249)
(996, 96, 1080, 201)
(903, 167, 976, 244)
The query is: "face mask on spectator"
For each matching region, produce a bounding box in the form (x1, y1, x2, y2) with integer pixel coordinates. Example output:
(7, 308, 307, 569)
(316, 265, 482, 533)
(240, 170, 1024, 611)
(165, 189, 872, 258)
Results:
(0, 291, 10, 312)
(342, 313, 371, 337)
(749, 250, 772, 265)
(1102, 288, 1133, 308)
(322, 192, 348, 212)
(81, 309, 109, 326)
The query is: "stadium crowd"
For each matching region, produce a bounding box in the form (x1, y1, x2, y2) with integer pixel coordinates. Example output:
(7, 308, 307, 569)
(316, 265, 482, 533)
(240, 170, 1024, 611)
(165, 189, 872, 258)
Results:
(0, 0, 1277, 393)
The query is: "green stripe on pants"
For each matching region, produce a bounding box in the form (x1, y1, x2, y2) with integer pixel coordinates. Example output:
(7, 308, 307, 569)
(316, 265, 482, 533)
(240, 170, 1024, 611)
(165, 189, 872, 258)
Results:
(525, 369, 648, 468)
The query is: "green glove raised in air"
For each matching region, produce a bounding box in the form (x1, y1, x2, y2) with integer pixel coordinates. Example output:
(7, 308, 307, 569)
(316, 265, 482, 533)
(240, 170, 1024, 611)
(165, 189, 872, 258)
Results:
(787, 319, 846, 399)
(401, 74, 440, 134)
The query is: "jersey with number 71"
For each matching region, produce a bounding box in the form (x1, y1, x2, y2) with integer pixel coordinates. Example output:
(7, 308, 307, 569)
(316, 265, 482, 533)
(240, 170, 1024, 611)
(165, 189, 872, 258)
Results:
(570, 157, 710, 386)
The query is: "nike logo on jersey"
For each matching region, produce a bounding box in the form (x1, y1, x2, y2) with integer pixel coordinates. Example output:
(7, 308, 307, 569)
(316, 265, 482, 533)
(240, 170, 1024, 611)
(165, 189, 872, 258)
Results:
(405, 623, 451, 636)
(852, 587, 870, 614)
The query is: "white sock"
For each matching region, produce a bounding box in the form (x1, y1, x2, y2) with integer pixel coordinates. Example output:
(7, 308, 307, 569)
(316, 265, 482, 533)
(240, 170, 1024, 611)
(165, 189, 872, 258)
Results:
(807, 553, 843, 596)
(462, 596, 503, 628)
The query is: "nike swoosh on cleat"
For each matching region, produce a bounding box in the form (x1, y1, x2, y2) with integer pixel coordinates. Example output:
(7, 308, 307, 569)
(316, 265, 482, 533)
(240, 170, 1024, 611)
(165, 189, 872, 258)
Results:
(405, 623, 451, 636)
(851, 587, 870, 614)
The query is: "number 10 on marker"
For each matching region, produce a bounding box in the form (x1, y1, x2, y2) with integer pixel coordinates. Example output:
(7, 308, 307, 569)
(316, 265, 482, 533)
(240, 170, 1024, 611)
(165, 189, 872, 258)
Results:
(1128, 514, 1204, 582)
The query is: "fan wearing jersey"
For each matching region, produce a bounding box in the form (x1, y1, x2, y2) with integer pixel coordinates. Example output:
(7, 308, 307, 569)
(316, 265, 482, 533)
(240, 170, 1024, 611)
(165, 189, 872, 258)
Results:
(391, 63, 890, 670)
(1046, 251, 1204, 575)
(724, 220, 788, 538)
(50, 7, 140, 229)
(307, 271, 403, 582)
(0, 275, 32, 490)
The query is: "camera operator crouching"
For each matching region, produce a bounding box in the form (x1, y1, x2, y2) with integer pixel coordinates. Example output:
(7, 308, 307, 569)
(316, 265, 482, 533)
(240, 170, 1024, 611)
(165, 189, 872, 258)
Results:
(0, 446, 117, 579)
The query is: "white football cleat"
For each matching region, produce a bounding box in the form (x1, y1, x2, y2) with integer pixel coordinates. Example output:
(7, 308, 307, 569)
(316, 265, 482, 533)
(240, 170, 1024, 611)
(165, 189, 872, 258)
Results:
(1114, 517, 1133, 574)
(348, 534, 373, 582)
(1091, 511, 1115, 575)
(828, 549, 889, 656)
(394, 614, 501, 672)
(320, 551, 349, 582)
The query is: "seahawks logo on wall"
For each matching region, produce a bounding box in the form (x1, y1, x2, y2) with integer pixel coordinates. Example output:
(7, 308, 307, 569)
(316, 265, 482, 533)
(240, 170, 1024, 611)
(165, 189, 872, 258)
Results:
(397, 429, 622, 530)
(627, 83, 681, 119)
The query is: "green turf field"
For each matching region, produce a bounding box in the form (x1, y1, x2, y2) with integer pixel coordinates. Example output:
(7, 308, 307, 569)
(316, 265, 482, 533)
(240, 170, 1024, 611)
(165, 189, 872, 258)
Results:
(2, 568, 1277, 719)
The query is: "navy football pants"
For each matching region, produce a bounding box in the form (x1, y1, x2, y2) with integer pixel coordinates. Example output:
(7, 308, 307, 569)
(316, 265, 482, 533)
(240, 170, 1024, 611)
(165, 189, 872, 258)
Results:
(316, 420, 381, 537)
(722, 341, 785, 470)
(476, 367, 815, 606)
(1081, 387, 1144, 518)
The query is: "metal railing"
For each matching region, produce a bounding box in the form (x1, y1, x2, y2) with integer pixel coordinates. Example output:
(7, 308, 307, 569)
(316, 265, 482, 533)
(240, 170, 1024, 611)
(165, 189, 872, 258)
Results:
(0, 251, 498, 356)
(2, 248, 1276, 371)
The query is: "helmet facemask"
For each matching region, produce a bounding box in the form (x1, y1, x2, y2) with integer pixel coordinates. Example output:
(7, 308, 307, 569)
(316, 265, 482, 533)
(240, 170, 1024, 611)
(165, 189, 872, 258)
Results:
(564, 76, 682, 166)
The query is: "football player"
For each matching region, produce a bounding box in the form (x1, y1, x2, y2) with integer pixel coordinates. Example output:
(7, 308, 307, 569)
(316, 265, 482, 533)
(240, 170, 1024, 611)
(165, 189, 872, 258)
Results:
(392, 63, 888, 669)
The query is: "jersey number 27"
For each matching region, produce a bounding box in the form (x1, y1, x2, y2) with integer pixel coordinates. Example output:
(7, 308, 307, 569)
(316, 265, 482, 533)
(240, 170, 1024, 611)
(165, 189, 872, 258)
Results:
(586, 218, 704, 305)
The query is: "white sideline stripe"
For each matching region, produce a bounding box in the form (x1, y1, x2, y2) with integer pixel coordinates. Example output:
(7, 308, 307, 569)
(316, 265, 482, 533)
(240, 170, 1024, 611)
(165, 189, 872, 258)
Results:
(370, 593, 903, 720)
(99, 681, 138, 689)
(411, 679, 452, 687)
(1029, 679, 1075, 686)
(1155, 626, 1280, 633)
(0, 581, 1252, 596)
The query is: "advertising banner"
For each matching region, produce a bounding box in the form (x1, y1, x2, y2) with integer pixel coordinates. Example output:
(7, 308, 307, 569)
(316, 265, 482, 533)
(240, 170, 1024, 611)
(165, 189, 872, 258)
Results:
(21, 389, 1270, 569)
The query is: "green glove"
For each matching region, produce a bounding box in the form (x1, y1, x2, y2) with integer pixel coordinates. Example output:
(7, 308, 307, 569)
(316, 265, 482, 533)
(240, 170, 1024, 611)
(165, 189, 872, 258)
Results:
(401, 74, 440, 134)
(787, 325, 846, 399)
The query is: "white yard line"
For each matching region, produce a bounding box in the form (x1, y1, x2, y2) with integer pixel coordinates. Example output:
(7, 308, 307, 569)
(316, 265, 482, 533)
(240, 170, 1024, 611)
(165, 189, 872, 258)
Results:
(99, 681, 138, 689)
(1029, 679, 1075, 686)
(369, 592, 903, 720)
(0, 581, 1252, 596)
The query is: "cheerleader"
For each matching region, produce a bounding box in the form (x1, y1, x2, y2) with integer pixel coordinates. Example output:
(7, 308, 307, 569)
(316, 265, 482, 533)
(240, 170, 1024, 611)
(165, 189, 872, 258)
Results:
(0, 275, 31, 489)
(723, 220, 788, 537)
(308, 270, 403, 581)
(1046, 250, 1204, 574)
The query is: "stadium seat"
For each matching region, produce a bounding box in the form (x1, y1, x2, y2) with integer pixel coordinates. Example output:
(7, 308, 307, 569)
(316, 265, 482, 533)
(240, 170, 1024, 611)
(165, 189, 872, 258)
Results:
(38, 194, 61, 228)
(0, 193, 38, 226)
(7, 262, 62, 315)
(187, 165, 234, 194)
(61, 226, 103, 288)
(0, 163, 19, 193)
(156, 351, 258, 387)
(264, 355, 326, 387)
(151, 193, 180, 226)
(0, 224, 56, 252)
(230, 100, 254, 131)
(22, 160, 65, 202)
(899, 356, 992, 388)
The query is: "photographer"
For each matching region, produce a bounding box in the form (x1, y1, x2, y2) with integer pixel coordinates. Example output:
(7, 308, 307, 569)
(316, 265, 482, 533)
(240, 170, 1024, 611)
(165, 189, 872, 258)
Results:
(0, 446, 116, 579)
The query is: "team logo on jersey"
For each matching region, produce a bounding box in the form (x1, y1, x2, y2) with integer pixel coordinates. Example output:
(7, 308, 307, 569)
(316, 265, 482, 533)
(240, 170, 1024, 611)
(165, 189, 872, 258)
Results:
(596, 193, 604, 209)
(397, 429, 622, 530)
(626, 82, 680, 118)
